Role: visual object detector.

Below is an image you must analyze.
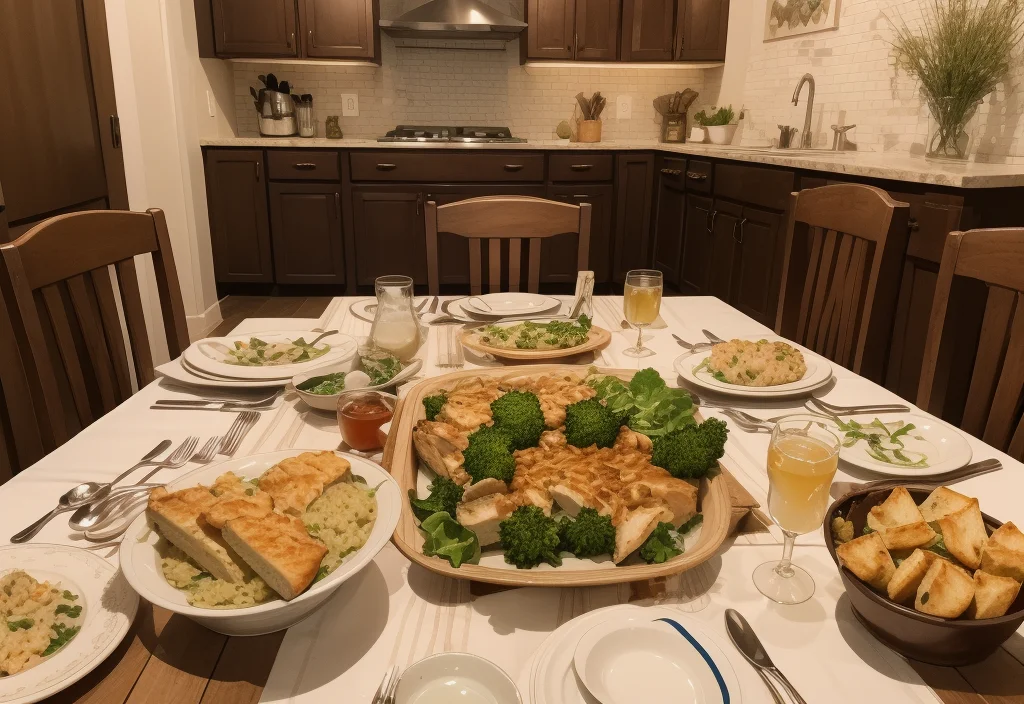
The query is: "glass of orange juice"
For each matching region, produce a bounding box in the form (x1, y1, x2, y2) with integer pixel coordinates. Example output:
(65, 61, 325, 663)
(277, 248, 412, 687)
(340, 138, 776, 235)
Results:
(753, 415, 840, 604)
(623, 269, 662, 358)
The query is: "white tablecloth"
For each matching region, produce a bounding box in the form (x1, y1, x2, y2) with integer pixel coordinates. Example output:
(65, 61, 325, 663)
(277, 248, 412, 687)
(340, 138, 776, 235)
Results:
(1, 295, 1018, 703)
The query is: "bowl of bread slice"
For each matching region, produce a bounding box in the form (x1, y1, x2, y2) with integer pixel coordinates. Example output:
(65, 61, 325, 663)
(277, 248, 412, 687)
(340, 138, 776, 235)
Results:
(118, 449, 401, 636)
(825, 484, 1024, 665)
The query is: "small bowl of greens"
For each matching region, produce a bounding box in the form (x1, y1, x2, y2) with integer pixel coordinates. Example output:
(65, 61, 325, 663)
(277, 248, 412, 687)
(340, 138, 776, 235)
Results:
(291, 349, 421, 412)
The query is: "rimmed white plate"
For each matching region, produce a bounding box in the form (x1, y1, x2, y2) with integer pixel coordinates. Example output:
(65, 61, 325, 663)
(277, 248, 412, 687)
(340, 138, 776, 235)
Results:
(674, 336, 833, 398)
(118, 449, 400, 636)
(396, 652, 522, 704)
(349, 297, 429, 324)
(573, 615, 738, 704)
(531, 605, 741, 704)
(0, 544, 138, 704)
(182, 330, 357, 381)
(156, 358, 289, 390)
(445, 296, 567, 322)
(464, 293, 560, 316)
(837, 412, 973, 477)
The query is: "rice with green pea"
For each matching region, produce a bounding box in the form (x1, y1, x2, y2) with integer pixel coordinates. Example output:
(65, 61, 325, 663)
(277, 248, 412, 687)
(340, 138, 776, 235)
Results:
(0, 571, 83, 676)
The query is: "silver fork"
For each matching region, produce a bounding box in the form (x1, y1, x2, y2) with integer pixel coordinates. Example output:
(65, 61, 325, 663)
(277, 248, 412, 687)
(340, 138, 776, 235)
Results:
(672, 333, 712, 351)
(221, 411, 260, 456)
(129, 436, 199, 484)
(807, 397, 910, 415)
(191, 436, 223, 463)
(702, 328, 727, 345)
(372, 666, 399, 704)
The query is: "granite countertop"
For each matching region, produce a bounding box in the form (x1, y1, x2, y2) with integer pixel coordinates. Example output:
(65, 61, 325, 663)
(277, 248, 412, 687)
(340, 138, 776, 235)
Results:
(199, 136, 1024, 188)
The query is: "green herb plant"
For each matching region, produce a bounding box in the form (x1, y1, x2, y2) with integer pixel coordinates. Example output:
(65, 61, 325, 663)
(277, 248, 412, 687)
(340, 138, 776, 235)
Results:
(693, 105, 735, 127)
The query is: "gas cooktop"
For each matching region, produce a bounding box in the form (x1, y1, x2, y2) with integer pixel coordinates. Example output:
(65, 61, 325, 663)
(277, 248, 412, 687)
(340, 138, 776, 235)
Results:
(377, 125, 526, 143)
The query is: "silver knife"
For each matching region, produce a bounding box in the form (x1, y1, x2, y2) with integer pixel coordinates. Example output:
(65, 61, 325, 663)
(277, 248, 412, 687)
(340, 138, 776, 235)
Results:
(725, 609, 807, 704)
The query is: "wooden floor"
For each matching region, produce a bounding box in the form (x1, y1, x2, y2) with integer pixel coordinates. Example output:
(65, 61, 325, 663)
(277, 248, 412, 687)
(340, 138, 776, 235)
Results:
(208, 296, 333, 337)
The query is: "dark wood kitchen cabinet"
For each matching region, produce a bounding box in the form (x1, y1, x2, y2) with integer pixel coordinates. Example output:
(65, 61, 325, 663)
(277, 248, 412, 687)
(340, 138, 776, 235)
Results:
(204, 150, 274, 283)
(576, 0, 621, 60)
(350, 188, 428, 286)
(526, 0, 619, 60)
(612, 153, 655, 282)
(651, 156, 687, 285)
(729, 204, 785, 325)
(621, 0, 675, 61)
(547, 185, 614, 284)
(299, 0, 378, 61)
(268, 182, 345, 284)
(679, 193, 714, 294)
(676, 0, 729, 61)
(211, 0, 298, 57)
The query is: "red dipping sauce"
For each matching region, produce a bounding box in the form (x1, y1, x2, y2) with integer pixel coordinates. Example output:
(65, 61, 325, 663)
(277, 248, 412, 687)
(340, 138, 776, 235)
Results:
(337, 391, 396, 451)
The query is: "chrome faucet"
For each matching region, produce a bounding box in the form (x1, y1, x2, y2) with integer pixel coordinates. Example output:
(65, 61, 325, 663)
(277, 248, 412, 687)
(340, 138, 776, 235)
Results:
(791, 73, 815, 149)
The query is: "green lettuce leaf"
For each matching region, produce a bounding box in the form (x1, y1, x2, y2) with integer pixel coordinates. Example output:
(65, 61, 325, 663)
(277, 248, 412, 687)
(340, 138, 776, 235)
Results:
(420, 512, 481, 568)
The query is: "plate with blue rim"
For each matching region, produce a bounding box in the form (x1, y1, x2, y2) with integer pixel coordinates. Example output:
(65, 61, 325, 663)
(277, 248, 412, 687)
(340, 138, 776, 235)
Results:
(572, 611, 740, 704)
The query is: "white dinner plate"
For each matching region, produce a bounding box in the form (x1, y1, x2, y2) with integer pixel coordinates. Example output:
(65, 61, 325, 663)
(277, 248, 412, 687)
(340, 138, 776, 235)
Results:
(531, 605, 741, 704)
(464, 293, 560, 316)
(836, 412, 973, 477)
(349, 296, 429, 324)
(573, 615, 739, 704)
(182, 330, 357, 381)
(118, 449, 400, 636)
(0, 544, 138, 704)
(444, 296, 567, 322)
(674, 336, 833, 398)
(156, 358, 289, 390)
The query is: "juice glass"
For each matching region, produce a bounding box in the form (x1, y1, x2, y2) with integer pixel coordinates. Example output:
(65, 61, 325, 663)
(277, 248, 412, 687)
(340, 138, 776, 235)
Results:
(623, 269, 662, 358)
(754, 415, 840, 604)
(337, 390, 396, 451)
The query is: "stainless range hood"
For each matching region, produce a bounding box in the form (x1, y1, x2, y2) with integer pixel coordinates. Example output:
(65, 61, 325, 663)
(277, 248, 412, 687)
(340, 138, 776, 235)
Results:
(379, 0, 526, 41)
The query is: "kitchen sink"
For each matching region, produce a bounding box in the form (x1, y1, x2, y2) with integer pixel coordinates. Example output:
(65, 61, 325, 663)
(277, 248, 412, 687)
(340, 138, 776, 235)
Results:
(705, 145, 853, 157)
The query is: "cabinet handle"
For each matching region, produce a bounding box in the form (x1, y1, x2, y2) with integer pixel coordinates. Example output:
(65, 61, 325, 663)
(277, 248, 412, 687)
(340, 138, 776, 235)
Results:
(110, 115, 121, 149)
(570, 164, 593, 171)
(255, 161, 261, 181)
(908, 217, 920, 232)
(706, 209, 717, 234)
(289, 31, 295, 47)
(660, 168, 682, 176)
(334, 192, 340, 218)
(503, 164, 524, 171)
(733, 217, 748, 244)
(573, 194, 590, 199)
(293, 162, 317, 170)
(686, 171, 707, 181)
(416, 193, 423, 216)
(376, 163, 397, 170)
(308, 29, 314, 47)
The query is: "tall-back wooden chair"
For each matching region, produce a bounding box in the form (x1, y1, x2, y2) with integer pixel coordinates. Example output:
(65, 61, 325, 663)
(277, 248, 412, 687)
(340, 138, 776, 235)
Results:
(0, 209, 188, 450)
(776, 184, 910, 382)
(0, 278, 45, 484)
(424, 196, 591, 295)
(918, 228, 1024, 460)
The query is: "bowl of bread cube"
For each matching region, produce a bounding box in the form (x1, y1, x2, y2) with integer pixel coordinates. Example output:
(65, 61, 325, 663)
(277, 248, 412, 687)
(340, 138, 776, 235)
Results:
(825, 485, 1024, 666)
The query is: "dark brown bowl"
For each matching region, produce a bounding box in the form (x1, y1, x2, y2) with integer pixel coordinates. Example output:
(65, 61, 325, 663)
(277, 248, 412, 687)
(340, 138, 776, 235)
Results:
(824, 485, 1024, 666)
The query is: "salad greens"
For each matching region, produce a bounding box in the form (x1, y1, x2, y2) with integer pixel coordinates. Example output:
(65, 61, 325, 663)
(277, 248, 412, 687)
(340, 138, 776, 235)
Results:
(420, 512, 480, 568)
(298, 372, 346, 395)
(837, 418, 928, 467)
(225, 336, 330, 367)
(42, 622, 80, 657)
(480, 315, 592, 350)
(586, 367, 695, 437)
(360, 351, 403, 386)
(638, 514, 703, 564)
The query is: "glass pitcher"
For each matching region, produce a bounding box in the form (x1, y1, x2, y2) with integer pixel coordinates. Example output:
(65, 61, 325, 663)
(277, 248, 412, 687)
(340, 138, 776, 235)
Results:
(369, 275, 421, 360)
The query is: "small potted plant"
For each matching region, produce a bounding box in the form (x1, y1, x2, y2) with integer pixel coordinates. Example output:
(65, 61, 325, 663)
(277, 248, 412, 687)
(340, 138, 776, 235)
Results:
(694, 106, 737, 145)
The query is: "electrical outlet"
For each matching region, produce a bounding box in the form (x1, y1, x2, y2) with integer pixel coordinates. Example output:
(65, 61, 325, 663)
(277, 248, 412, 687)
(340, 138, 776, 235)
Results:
(616, 95, 632, 120)
(206, 90, 216, 118)
(341, 94, 359, 117)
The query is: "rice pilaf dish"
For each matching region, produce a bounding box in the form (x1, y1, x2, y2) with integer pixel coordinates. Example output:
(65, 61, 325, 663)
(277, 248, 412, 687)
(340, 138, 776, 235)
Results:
(705, 339, 807, 386)
(0, 571, 82, 676)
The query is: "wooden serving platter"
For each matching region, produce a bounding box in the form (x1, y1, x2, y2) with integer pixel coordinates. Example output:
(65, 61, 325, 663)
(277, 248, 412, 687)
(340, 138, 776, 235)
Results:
(382, 364, 732, 587)
(458, 324, 611, 361)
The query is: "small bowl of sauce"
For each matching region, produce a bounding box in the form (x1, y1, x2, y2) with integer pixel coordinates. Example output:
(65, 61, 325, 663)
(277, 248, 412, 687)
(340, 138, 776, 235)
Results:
(337, 390, 396, 451)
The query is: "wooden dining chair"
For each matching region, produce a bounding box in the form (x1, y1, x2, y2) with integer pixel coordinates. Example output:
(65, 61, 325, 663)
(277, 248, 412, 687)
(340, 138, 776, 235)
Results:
(918, 228, 1024, 460)
(775, 184, 910, 382)
(0, 209, 189, 450)
(424, 196, 591, 295)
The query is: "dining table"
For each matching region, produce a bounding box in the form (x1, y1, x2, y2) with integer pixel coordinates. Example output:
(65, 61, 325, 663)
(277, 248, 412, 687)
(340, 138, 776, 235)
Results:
(4, 294, 1023, 704)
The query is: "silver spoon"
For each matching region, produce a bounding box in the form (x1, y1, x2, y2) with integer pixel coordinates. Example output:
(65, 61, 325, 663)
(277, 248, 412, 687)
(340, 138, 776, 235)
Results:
(11, 483, 107, 543)
(305, 329, 337, 346)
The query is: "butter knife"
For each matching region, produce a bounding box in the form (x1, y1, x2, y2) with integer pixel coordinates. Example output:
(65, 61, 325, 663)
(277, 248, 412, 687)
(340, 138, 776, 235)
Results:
(725, 609, 807, 704)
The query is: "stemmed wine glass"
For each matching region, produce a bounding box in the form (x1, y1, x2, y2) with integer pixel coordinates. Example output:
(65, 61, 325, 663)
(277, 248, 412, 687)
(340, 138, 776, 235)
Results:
(623, 269, 662, 358)
(753, 415, 840, 604)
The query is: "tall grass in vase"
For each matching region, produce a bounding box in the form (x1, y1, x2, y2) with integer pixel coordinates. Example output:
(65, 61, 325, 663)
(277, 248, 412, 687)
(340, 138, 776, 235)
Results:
(890, 0, 1024, 160)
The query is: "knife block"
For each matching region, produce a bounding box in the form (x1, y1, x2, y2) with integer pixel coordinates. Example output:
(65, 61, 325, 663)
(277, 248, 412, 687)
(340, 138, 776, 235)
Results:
(577, 120, 602, 143)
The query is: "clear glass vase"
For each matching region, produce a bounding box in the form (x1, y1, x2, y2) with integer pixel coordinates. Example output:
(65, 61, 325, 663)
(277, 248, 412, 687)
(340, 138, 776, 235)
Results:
(925, 96, 978, 161)
(369, 275, 421, 360)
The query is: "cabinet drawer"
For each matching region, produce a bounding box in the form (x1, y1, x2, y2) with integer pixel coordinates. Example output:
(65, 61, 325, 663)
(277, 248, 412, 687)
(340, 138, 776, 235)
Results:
(657, 156, 688, 182)
(684, 159, 713, 193)
(713, 162, 794, 211)
(267, 150, 340, 181)
(350, 152, 545, 182)
(549, 154, 614, 181)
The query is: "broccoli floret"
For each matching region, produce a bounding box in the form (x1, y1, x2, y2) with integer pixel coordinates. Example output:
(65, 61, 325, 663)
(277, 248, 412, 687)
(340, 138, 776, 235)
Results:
(639, 522, 682, 564)
(564, 398, 621, 449)
(462, 426, 516, 484)
(558, 507, 615, 558)
(423, 393, 447, 421)
(650, 418, 728, 479)
(498, 506, 562, 569)
(490, 390, 545, 450)
(408, 477, 465, 522)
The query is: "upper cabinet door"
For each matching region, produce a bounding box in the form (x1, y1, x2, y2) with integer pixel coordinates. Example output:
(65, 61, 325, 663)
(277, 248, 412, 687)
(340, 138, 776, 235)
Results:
(527, 0, 576, 59)
(300, 0, 378, 60)
(675, 0, 728, 61)
(620, 0, 674, 61)
(213, 0, 298, 57)
(576, 0, 620, 60)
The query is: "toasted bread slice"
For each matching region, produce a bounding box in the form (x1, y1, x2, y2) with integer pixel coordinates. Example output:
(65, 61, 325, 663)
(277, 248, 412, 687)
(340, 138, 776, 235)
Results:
(147, 486, 248, 583)
(887, 549, 943, 603)
(987, 522, 1024, 552)
(259, 465, 324, 516)
(613, 504, 674, 564)
(919, 486, 974, 522)
(937, 500, 987, 569)
(966, 571, 1021, 619)
(836, 532, 896, 590)
(878, 521, 936, 551)
(867, 487, 927, 531)
(222, 513, 327, 600)
(294, 451, 351, 485)
(915, 560, 975, 618)
(204, 492, 274, 530)
(980, 544, 1024, 582)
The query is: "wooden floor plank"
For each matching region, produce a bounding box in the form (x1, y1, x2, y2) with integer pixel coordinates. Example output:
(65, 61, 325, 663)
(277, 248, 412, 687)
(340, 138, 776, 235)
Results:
(957, 648, 1024, 703)
(209, 297, 269, 337)
(909, 661, 989, 704)
(199, 631, 286, 704)
(254, 297, 308, 319)
(293, 296, 332, 319)
(124, 613, 228, 704)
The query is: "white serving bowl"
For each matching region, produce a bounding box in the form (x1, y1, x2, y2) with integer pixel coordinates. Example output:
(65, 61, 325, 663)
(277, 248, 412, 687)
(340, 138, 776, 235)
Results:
(291, 358, 422, 412)
(118, 449, 401, 636)
(395, 652, 522, 704)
